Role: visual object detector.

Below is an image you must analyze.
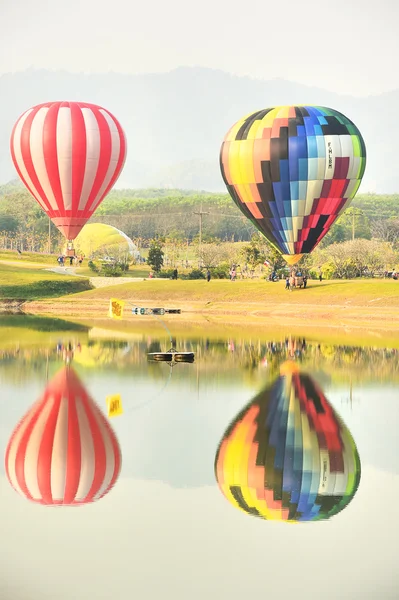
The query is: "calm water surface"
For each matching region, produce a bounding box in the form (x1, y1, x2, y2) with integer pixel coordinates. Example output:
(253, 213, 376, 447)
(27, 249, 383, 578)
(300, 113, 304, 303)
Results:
(0, 315, 398, 600)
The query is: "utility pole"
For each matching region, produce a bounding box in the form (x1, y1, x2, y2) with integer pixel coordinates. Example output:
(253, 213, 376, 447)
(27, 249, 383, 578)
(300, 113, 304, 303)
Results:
(193, 203, 209, 265)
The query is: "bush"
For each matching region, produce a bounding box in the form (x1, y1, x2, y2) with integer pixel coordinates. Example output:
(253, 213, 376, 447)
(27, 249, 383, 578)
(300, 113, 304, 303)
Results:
(186, 268, 205, 280)
(88, 260, 99, 273)
(210, 263, 230, 279)
(156, 269, 176, 279)
(102, 265, 123, 277)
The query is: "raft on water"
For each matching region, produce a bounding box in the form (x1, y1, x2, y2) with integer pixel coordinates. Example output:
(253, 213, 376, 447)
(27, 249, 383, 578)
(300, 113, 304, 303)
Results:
(133, 307, 181, 315)
(147, 351, 195, 363)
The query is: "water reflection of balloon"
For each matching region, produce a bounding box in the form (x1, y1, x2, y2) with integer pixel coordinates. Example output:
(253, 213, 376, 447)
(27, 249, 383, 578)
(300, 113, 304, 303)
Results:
(214, 361, 361, 522)
(220, 106, 366, 265)
(10, 101, 127, 244)
(5, 366, 121, 506)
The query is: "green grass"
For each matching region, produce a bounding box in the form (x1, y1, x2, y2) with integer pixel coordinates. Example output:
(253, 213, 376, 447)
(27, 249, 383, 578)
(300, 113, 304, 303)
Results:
(0, 250, 58, 265)
(0, 263, 92, 300)
(0, 314, 89, 332)
(56, 277, 399, 307)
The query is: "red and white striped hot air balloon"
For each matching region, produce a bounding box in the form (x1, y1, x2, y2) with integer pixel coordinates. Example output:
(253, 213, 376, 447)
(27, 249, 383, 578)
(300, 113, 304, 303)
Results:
(10, 101, 127, 242)
(4, 366, 121, 506)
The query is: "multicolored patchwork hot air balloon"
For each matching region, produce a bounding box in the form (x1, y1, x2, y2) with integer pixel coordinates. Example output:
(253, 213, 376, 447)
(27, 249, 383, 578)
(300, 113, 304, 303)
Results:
(10, 101, 127, 246)
(5, 366, 121, 506)
(220, 106, 366, 265)
(214, 361, 361, 522)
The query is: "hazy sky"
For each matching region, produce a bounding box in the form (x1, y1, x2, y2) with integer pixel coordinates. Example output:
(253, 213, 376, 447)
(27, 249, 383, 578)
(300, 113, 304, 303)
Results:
(1, 0, 398, 96)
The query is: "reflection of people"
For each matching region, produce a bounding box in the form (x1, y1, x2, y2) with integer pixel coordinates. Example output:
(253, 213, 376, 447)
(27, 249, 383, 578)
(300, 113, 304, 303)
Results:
(63, 342, 74, 364)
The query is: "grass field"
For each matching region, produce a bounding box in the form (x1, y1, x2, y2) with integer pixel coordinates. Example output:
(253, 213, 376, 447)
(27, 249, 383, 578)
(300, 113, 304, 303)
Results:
(0, 262, 91, 300)
(24, 277, 399, 344)
(0, 250, 57, 265)
(1, 256, 399, 345)
(35, 277, 399, 306)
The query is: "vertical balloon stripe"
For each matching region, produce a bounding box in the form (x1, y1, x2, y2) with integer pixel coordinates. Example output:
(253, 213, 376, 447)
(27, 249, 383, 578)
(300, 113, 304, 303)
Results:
(10, 110, 37, 200)
(70, 103, 87, 215)
(75, 400, 96, 501)
(24, 396, 55, 502)
(78, 108, 101, 212)
(89, 109, 121, 213)
(93, 408, 120, 500)
(17, 107, 54, 213)
(56, 106, 73, 211)
(85, 107, 112, 213)
(36, 391, 63, 504)
(29, 107, 58, 212)
(42, 103, 64, 213)
(91, 402, 121, 499)
(5, 396, 47, 499)
(97, 111, 127, 207)
(63, 393, 82, 504)
(50, 396, 69, 502)
(79, 389, 107, 502)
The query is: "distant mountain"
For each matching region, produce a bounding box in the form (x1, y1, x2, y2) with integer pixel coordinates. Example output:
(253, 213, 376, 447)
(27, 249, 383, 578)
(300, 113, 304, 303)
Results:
(0, 67, 397, 192)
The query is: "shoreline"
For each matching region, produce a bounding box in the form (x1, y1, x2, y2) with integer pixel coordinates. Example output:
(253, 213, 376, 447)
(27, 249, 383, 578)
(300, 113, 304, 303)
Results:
(22, 297, 399, 348)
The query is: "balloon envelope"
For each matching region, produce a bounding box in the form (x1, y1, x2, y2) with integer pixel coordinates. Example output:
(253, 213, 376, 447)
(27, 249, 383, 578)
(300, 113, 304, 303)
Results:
(214, 362, 361, 522)
(5, 366, 121, 506)
(10, 101, 127, 240)
(220, 106, 366, 265)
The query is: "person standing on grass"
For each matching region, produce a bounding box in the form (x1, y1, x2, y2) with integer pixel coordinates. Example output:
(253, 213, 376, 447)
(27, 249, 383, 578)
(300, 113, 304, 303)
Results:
(206, 269, 211, 282)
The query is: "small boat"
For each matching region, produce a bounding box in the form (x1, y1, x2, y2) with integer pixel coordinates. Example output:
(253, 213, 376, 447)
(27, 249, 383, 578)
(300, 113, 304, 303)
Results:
(147, 351, 195, 363)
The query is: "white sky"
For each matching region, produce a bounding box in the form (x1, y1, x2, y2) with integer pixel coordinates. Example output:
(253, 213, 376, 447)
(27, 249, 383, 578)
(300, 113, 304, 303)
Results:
(0, 0, 398, 96)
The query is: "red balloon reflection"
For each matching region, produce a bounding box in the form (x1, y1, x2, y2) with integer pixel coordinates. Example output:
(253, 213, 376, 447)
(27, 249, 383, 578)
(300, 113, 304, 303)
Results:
(5, 366, 121, 506)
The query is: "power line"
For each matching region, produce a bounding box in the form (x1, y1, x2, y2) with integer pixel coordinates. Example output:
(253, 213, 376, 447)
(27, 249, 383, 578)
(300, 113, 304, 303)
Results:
(91, 211, 245, 219)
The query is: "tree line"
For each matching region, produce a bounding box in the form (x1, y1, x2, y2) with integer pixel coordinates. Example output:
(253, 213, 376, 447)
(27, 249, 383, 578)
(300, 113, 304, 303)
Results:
(0, 183, 398, 277)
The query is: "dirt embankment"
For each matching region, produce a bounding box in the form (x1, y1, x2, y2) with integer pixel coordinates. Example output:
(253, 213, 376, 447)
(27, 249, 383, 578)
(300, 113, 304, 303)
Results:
(24, 295, 399, 335)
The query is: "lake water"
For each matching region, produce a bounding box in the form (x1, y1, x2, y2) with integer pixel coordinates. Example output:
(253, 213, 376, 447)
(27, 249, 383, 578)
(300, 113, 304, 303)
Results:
(0, 315, 398, 600)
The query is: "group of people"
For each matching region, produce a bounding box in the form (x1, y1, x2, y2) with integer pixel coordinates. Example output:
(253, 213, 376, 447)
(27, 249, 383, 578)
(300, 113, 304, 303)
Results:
(285, 271, 308, 291)
(57, 254, 85, 267)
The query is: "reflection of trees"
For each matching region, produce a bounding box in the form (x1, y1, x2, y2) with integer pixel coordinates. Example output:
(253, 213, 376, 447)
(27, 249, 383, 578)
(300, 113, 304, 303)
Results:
(0, 336, 398, 386)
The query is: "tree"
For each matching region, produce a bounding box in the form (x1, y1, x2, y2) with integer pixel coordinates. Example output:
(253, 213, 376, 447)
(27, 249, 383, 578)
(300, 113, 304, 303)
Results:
(371, 218, 399, 247)
(310, 239, 398, 278)
(198, 242, 229, 268)
(147, 239, 164, 272)
(0, 214, 19, 233)
(240, 236, 264, 277)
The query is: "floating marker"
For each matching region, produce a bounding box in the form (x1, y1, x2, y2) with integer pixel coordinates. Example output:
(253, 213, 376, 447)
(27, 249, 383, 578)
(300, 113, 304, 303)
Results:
(106, 394, 124, 417)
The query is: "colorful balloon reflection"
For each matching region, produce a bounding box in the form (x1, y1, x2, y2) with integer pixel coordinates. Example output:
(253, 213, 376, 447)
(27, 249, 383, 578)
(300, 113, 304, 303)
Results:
(215, 362, 361, 522)
(5, 366, 121, 506)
